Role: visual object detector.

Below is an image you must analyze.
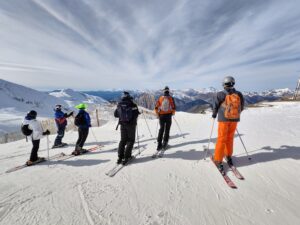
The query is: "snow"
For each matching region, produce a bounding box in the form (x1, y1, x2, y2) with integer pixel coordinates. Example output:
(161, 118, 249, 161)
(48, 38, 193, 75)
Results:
(0, 80, 108, 134)
(0, 101, 300, 225)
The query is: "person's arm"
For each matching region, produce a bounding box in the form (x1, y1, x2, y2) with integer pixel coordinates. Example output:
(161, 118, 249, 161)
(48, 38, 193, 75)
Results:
(239, 92, 245, 111)
(212, 92, 225, 118)
(171, 97, 176, 114)
(114, 107, 119, 118)
(154, 97, 161, 115)
(85, 112, 91, 127)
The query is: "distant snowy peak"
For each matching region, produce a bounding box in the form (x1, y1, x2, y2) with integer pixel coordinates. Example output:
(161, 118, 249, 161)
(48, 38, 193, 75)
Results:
(49, 89, 108, 107)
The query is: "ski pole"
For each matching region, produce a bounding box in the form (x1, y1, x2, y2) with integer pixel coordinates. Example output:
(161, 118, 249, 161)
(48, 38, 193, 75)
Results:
(173, 116, 185, 138)
(90, 127, 99, 144)
(236, 129, 251, 160)
(136, 122, 140, 154)
(203, 119, 215, 160)
(46, 135, 50, 167)
(142, 111, 153, 137)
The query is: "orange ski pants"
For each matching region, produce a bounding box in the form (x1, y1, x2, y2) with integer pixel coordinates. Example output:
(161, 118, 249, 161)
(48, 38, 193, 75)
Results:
(214, 122, 238, 162)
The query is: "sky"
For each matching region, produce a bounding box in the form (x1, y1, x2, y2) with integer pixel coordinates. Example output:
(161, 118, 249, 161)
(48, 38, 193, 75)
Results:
(0, 0, 300, 92)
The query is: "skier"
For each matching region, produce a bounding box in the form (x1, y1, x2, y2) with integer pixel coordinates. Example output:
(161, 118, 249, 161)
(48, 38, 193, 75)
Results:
(52, 104, 73, 148)
(114, 91, 140, 165)
(212, 76, 244, 174)
(72, 103, 91, 156)
(154, 86, 176, 150)
(22, 110, 50, 166)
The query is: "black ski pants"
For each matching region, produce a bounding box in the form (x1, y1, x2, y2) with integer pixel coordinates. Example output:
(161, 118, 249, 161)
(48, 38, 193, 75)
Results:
(118, 123, 136, 159)
(54, 126, 65, 145)
(76, 128, 89, 148)
(157, 114, 172, 145)
(30, 139, 40, 161)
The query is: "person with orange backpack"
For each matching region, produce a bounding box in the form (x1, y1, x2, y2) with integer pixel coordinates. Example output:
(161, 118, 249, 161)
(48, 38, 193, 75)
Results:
(154, 86, 176, 150)
(212, 76, 244, 174)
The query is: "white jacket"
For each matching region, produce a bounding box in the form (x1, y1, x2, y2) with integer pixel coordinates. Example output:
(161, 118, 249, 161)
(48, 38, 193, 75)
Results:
(22, 118, 44, 141)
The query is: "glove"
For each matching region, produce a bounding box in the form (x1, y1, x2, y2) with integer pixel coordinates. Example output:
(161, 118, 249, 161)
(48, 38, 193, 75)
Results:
(212, 114, 217, 119)
(68, 111, 74, 117)
(43, 130, 50, 135)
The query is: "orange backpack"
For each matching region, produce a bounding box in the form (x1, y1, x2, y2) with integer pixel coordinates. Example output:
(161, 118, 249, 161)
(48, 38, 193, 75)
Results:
(221, 93, 241, 119)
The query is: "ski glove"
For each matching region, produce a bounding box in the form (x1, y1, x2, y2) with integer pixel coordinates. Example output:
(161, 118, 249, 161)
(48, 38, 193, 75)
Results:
(68, 111, 74, 117)
(43, 130, 50, 135)
(212, 114, 217, 119)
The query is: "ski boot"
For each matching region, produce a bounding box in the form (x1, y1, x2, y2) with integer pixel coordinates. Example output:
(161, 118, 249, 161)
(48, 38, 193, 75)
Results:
(225, 156, 233, 167)
(162, 141, 168, 150)
(72, 146, 82, 156)
(156, 143, 162, 151)
(117, 158, 123, 164)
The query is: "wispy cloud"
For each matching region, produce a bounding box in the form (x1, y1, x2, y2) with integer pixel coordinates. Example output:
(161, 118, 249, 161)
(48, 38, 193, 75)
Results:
(0, 0, 299, 91)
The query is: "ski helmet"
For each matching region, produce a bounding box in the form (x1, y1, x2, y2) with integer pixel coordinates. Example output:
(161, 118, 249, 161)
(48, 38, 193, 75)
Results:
(122, 91, 130, 99)
(75, 103, 87, 110)
(27, 110, 37, 119)
(55, 104, 62, 110)
(222, 76, 235, 87)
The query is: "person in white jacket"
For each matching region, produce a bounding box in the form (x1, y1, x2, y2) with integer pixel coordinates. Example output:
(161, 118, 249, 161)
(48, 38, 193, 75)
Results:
(22, 110, 50, 165)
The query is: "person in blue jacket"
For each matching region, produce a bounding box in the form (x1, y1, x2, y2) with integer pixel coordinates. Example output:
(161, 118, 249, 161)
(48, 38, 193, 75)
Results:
(53, 104, 73, 148)
(72, 103, 91, 155)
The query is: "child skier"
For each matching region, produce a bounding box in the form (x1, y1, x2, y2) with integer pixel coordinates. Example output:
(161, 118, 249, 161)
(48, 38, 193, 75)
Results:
(72, 103, 91, 155)
(22, 110, 50, 166)
(53, 104, 73, 148)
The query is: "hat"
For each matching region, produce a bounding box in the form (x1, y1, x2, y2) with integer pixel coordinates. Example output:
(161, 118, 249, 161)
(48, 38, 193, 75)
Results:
(75, 103, 87, 110)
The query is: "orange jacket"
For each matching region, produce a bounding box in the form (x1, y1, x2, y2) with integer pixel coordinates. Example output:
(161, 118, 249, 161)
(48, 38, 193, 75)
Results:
(154, 95, 176, 115)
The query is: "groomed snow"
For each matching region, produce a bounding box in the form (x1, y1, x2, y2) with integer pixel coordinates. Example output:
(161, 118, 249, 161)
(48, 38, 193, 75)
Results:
(0, 102, 300, 225)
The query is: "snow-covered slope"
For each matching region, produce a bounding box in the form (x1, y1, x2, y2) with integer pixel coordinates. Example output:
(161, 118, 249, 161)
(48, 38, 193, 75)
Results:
(0, 102, 299, 225)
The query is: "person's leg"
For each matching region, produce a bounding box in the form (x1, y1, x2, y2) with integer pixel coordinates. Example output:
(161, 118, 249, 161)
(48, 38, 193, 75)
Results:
(79, 128, 89, 148)
(76, 128, 83, 147)
(124, 124, 136, 159)
(224, 122, 238, 158)
(163, 115, 172, 146)
(157, 117, 165, 149)
(118, 125, 127, 160)
(54, 127, 64, 145)
(30, 139, 40, 162)
(214, 122, 229, 163)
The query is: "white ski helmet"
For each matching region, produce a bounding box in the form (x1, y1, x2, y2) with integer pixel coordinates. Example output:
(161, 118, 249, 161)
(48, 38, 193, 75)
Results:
(222, 76, 235, 87)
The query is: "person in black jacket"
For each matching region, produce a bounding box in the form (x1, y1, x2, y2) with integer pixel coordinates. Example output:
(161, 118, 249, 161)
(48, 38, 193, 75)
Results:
(114, 91, 140, 165)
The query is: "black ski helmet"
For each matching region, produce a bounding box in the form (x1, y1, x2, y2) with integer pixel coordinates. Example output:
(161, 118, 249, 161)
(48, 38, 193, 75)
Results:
(27, 110, 37, 119)
(222, 76, 235, 88)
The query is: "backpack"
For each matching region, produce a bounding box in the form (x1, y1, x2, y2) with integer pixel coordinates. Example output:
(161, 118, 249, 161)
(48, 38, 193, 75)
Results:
(221, 93, 241, 119)
(21, 124, 32, 136)
(117, 102, 133, 123)
(160, 96, 171, 113)
(74, 112, 86, 126)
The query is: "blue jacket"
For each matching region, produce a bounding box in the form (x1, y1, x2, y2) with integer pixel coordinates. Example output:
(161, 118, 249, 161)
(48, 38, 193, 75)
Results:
(54, 109, 67, 128)
(77, 109, 91, 129)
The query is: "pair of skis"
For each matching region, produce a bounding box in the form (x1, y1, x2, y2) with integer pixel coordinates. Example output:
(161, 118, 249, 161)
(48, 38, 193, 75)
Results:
(5, 152, 65, 173)
(5, 145, 102, 173)
(210, 156, 244, 189)
(204, 145, 244, 189)
(105, 148, 147, 177)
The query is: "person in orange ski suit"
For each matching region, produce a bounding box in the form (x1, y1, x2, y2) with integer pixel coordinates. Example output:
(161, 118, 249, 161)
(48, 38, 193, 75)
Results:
(212, 76, 244, 173)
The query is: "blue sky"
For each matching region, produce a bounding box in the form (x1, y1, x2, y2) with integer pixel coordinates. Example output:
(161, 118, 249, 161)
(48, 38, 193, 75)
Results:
(0, 0, 300, 91)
